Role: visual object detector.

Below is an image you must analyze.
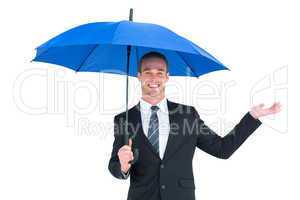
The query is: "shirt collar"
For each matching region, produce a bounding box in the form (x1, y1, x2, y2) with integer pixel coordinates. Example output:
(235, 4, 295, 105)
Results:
(139, 97, 168, 113)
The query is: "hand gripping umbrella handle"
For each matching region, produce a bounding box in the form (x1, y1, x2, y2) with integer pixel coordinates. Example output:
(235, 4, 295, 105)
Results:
(128, 148, 139, 165)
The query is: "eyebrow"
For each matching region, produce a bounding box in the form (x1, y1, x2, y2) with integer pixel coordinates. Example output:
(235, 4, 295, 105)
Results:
(143, 68, 166, 72)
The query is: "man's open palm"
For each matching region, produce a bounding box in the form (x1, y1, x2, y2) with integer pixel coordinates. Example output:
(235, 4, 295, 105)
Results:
(250, 102, 282, 119)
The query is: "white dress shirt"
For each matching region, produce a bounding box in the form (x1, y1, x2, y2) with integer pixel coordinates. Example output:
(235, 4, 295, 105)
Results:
(139, 97, 170, 159)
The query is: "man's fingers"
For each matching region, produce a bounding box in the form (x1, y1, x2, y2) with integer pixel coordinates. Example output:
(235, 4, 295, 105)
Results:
(118, 140, 134, 166)
(275, 103, 282, 112)
(119, 139, 134, 171)
(127, 154, 134, 162)
(276, 102, 282, 109)
(124, 151, 133, 157)
(120, 153, 134, 163)
(272, 102, 281, 108)
(121, 161, 131, 169)
(270, 102, 282, 112)
(118, 149, 133, 157)
(120, 145, 131, 151)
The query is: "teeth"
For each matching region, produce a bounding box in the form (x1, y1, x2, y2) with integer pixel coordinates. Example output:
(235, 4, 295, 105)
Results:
(148, 84, 159, 88)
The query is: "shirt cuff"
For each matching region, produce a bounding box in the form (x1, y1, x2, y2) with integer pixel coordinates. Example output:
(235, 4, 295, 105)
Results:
(246, 111, 262, 127)
(121, 170, 130, 179)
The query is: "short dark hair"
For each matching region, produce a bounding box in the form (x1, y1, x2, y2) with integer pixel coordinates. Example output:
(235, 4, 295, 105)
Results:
(138, 51, 168, 73)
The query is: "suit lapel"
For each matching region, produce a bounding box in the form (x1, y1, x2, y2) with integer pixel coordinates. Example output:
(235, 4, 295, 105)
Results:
(162, 99, 187, 162)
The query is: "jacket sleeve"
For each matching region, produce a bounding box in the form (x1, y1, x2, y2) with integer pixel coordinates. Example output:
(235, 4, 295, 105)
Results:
(193, 107, 262, 159)
(108, 116, 130, 179)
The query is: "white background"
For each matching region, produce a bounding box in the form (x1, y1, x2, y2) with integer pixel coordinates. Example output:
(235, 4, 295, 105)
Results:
(0, 0, 299, 199)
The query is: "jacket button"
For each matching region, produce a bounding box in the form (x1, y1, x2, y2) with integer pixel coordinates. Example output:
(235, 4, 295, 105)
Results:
(161, 185, 166, 189)
(160, 164, 164, 169)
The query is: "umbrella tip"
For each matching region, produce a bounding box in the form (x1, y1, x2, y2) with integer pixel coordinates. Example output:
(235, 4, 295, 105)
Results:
(129, 8, 133, 21)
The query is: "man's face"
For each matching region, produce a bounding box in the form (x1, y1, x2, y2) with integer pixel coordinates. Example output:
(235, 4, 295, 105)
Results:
(137, 57, 169, 98)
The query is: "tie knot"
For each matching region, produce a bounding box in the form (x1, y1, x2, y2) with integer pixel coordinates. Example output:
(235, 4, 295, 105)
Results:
(151, 105, 159, 113)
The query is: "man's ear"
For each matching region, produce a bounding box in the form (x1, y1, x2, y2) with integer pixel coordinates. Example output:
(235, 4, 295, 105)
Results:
(166, 72, 169, 81)
(137, 72, 141, 81)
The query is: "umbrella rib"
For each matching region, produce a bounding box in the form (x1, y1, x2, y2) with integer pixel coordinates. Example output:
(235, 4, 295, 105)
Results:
(75, 44, 99, 72)
(175, 51, 199, 78)
(111, 21, 123, 44)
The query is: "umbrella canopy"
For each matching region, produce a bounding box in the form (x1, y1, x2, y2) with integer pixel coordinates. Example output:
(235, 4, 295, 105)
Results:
(33, 20, 228, 77)
(32, 10, 229, 163)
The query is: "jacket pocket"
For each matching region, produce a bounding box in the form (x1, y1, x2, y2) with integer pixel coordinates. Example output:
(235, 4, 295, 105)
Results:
(178, 178, 195, 189)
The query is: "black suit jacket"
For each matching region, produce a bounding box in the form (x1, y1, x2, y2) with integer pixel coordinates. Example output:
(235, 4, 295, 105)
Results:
(108, 99, 262, 200)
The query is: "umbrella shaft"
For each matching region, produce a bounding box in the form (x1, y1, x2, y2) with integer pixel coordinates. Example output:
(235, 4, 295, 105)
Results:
(125, 45, 131, 145)
(125, 8, 133, 145)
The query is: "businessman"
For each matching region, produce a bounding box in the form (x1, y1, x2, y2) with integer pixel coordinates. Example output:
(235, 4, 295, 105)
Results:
(108, 52, 281, 200)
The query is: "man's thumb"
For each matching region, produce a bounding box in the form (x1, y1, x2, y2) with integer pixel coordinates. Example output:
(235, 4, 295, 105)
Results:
(128, 138, 132, 147)
(259, 103, 265, 108)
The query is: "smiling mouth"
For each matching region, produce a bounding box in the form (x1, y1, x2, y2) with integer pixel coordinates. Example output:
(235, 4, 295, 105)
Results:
(147, 83, 160, 88)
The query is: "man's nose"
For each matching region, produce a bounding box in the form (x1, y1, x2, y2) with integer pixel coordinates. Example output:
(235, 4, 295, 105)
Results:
(149, 73, 159, 79)
(149, 76, 159, 82)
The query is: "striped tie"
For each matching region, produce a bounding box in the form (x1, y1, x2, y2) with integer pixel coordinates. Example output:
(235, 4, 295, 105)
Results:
(148, 106, 159, 154)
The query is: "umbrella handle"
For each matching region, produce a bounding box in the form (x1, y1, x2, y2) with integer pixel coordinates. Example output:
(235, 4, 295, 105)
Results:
(128, 148, 139, 165)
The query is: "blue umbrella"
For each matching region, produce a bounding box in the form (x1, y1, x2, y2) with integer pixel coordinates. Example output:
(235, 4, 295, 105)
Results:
(32, 9, 228, 163)
(33, 10, 228, 77)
